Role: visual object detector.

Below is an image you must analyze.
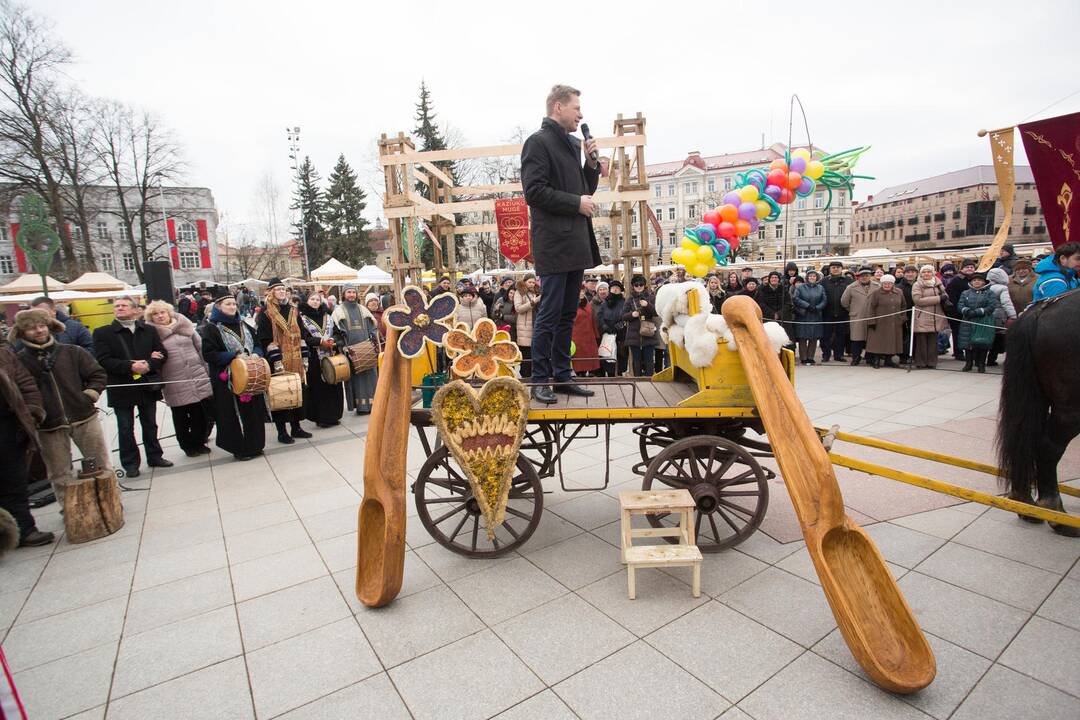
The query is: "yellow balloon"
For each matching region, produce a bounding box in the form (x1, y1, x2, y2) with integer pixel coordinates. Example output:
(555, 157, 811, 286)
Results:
(681, 237, 699, 252)
(755, 200, 770, 219)
(671, 247, 688, 265)
(695, 244, 715, 263)
(691, 262, 711, 277)
(738, 185, 759, 202)
(805, 160, 825, 180)
(792, 148, 812, 162)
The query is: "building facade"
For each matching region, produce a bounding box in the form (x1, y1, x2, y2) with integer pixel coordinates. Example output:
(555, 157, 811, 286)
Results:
(215, 238, 305, 282)
(628, 143, 855, 264)
(0, 185, 220, 286)
(851, 166, 1046, 252)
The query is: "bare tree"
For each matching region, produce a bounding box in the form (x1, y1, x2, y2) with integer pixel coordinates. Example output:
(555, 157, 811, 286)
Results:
(49, 87, 103, 268)
(0, 0, 77, 273)
(253, 171, 285, 247)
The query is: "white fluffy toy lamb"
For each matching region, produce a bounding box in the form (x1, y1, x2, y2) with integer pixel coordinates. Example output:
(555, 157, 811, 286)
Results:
(654, 281, 790, 368)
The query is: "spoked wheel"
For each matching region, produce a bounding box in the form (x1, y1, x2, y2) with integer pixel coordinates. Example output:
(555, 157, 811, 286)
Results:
(413, 445, 543, 558)
(634, 423, 681, 473)
(520, 423, 556, 479)
(642, 435, 768, 552)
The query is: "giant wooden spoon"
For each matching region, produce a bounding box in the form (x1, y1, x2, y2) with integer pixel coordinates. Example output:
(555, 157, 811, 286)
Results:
(356, 328, 412, 607)
(722, 296, 935, 693)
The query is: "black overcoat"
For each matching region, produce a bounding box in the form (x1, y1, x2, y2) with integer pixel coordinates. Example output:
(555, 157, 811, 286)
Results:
(520, 118, 602, 275)
(93, 319, 167, 408)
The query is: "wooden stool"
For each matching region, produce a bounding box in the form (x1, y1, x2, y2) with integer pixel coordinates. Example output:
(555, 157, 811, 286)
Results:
(619, 489, 702, 600)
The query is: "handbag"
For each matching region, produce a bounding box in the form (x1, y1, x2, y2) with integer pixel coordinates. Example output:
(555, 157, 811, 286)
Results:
(639, 318, 657, 338)
(598, 332, 616, 359)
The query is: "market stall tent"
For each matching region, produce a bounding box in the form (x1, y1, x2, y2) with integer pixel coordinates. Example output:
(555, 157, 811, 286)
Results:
(0, 274, 66, 294)
(356, 264, 393, 285)
(309, 258, 358, 282)
(64, 271, 127, 291)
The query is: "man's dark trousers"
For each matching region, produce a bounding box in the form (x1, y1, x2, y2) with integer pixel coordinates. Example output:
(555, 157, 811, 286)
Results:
(531, 269, 585, 384)
(115, 398, 164, 471)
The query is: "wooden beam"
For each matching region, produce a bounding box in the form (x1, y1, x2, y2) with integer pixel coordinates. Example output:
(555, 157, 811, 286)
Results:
(378, 135, 646, 167)
(418, 160, 454, 187)
(450, 183, 522, 196)
(385, 188, 652, 218)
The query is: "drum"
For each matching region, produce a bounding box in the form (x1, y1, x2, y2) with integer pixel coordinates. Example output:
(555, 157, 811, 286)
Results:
(321, 354, 351, 384)
(346, 341, 379, 374)
(229, 355, 271, 396)
(268, 372, 303, 411)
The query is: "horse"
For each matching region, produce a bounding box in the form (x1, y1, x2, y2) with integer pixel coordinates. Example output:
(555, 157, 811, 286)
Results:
(996, 288, 1080, 537)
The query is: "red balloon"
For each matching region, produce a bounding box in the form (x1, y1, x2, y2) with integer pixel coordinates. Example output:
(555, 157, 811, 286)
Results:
(717, 221, 736, 240)
(728, 236, 740, 251)
(702, 209, 721, 227)
(767, 169, 787, 186)
(734, 219, 751, 236)
(786, 171, 803, 190)
(719, 204, 739, 223)
(778, 188, 794, 204)
(768, 158, 788, 172)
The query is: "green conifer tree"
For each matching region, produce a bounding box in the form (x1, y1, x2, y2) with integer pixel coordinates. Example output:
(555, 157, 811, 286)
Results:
(291, 156, 328, 273)
(324, 154, 372, 266)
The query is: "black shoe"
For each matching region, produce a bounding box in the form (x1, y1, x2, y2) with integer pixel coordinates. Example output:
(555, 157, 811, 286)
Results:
(278, 432, 295, 445)
(19, 529, 55, 547)
(291, 427, 313, 439)
(977, 365, 986, 374)
(559, 383, 594, 397)
(184, 448, 202, 458)
(124, 467, 140, 478)
(233, 453, 254, 462)
(198, 445, 212, 455)
(962, 359, 974, 372)
(531, 386, 557, 404)
(316, 421, 340, 428)
(850, 357, 861, 366)
(148, 458, 173, 468)
(883, 359, 898, 368)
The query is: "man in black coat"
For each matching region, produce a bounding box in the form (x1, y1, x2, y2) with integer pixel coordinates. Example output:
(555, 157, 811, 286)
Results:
(93, 296, 172, 477)
(520, 84, 602, 404)
(820, 261, 852, 362)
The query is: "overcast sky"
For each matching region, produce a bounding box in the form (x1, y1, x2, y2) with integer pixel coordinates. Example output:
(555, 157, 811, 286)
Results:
(31, 0, 1080, 238)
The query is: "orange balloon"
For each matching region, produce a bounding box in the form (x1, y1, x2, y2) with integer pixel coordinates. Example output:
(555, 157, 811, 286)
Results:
(769, 158, 788, 172)
(719, 203, 739, 223)
(786, 171, 803, 190)
(734, 219, 751, 236)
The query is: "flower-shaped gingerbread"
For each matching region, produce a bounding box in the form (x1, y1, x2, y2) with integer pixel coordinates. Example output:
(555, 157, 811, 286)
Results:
(444, 318, 521, 381)
(384, 285, 458, 358)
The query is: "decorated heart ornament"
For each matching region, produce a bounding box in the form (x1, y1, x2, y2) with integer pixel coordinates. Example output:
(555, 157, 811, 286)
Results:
(430, 378, 530, 540)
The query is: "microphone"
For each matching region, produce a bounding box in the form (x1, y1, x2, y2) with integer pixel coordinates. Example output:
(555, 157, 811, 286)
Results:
(581, 123, 598, 162)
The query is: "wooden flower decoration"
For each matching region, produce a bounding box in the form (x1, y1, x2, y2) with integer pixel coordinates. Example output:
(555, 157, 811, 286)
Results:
(384, 285, 458, 358)
(444, 318, 521, 381)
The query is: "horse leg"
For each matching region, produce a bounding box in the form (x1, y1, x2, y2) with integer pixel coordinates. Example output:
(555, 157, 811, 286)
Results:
(1035, 410, 1080, 538)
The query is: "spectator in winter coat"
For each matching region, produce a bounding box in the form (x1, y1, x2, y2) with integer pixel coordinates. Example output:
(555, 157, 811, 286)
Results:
(992, 243, 1018, 275)
(1032, 242, 1080, 302)
(792, 270, 827, 364)
(478, 280, 495, 316)
(514, 275, 540, 378)
(910, 265, 949, 369)
(593, 281, 622, 377)
(29, 297, 94, 354)
(1007, 259, 1036, 311)
(493, 288, 518, 341)
(755, 272, 788, 322)
(740, 277, 760, 298)
(866, 275, 907, 368)
(820, 261, 852, 362)
(706, 275, 725, 314)
(945, 259, 977, 360)
(985, 268, 1017, 367)
(840, 267, 875, 365)
(621, 275, 657, 376)
(571, 286, 600, 375)
(958, 273, 1001, 373)
(455, 286, 487, 329)
(0, 344, 50, 548)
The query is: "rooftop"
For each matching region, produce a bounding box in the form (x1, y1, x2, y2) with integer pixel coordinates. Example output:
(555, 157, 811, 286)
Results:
(862, 165, 1035, 208)
(645, 143, 827, 179)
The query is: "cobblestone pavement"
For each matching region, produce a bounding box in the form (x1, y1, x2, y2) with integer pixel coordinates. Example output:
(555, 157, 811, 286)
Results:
(2, 359, 1078, 719)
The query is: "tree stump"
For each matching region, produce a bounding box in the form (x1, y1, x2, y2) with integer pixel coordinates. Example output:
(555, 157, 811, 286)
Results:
(64, 471, 124, 544)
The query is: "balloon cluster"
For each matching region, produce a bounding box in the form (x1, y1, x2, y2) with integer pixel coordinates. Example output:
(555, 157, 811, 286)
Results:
(672, 147, 866, 278)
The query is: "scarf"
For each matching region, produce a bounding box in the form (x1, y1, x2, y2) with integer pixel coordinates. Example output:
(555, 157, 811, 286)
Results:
(211, 309, 254, 356)
(264, 300, 303, 375)
(299, 305, 334, 360)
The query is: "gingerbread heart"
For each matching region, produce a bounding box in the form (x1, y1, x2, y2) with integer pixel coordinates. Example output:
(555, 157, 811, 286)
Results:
(430, 378, 530, 539)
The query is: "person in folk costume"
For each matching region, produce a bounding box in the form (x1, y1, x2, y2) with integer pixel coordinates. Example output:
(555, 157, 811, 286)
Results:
(201, 290, 268, 461)
(331, 286, 379, 415)
(364, 293, 386, 342)
(298, 291, 344, 427)
(256, 278, 314, 444)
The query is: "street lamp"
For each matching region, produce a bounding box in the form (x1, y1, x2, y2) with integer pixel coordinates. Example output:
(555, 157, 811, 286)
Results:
(286, 126, 311, 277)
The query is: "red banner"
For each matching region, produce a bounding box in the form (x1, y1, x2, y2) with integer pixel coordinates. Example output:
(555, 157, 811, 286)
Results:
(1019, 111, 1080, 248)
(196, 219, 211, 268)
(166, 218, 179, 269)
(10, 222, 26, 272)
(494, 197, 531, 264)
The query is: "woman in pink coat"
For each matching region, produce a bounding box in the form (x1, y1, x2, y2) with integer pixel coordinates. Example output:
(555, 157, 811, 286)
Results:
(146, 301, 215, 456)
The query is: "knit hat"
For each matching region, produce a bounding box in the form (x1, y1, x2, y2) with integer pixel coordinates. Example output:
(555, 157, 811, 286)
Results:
(631, 274, 646, 286)
(744, 277, 759, 287)
(961, 258, 977, 270)
(459, 286, 477, 297)
(767, 270, 782, 281)
(806, 270, 821, 281)
(828, 260, 844, 268)
(1014, 258, 1033, 270)
(500, 275, 513, 285)
(969, 271, 988, 283)
(609, 279, 624, 291)
(212, 287, 233, 303)
(596, 281, 609, 292)
(880, 274, 896, 285)
(940, 262, 956, 273)
(9, 308, 64, 343)
(266, 277, 285, 290)
(856, 266, 873, 276)
(364, 293, 380, 304)
(1002, 243, 1015, 256)
(920, 264, 935, 273)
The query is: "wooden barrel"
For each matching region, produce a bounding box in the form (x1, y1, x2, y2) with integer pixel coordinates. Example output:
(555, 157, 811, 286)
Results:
(64, 471, 124, 544)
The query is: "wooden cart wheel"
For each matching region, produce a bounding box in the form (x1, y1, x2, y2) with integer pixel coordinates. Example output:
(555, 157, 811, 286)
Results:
(635, 423, 680, 470)
(641, 435, 768, 552)
(520, 423, 556, 479)
(413, 445, 543, 558)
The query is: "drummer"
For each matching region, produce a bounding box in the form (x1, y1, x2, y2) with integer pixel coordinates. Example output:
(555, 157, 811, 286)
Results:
(201, 289, 267, 461)
(256, 278, 314, 443)
(331, 286, 379, 415)
(298, 291, 344, 427)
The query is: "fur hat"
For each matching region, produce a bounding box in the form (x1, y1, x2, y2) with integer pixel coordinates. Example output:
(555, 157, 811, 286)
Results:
(631, 274, 647, 287)
(880, 274, 896, 285)
(9, 308, 64, 342)
(608, 279, 624, 291)
(1013, 258, 1033, 270)
(960, 258, 978, 270)
(364, 293, 380, 304)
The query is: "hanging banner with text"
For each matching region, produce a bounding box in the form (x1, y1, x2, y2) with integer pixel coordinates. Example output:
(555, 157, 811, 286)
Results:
(494, 198, 531, 264)
(977, 127, 1015, 271)
(1019, 110, 1080, 248)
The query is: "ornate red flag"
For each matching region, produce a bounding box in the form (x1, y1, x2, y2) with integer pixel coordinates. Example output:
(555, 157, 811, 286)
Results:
(1019, 111, 1080, 248)
(494, 198, 531, 264)
(196, 219, 211, 268)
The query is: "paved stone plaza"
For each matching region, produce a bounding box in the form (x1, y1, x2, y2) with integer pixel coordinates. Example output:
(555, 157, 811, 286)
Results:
(1, 360, 1078, 720)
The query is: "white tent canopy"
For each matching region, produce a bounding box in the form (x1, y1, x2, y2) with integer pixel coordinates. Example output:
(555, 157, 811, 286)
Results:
(309, 257, 358, 281)
(0, 274, 66, 294)
(64, 271, 126, 291)
(851, 248, 895, 257)
(355, 264, 393, 285)
(228, 277, 269, 287)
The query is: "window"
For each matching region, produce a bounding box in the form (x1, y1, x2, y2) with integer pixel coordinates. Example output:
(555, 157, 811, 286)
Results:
(668, 230, 676, 246)
(668, 207, 676, 221)
(814, 192, 823, 209)
(839, 190, 847, 206)
(654, 185, 662, 198)
(71, 225, 83, 243)
(603, 237, 611, 249)
(724, 177, 732, 191)
(179, 249, 200, 269)
(774, 224, 783, 239)
(176, 221, 197, 243)
(707, 178, 715, 193)
(122, 252, 136, 271)
(0, 254, 12, 274)
(797, 222, 805, 238)
(683, 182, 691, 194)
(96, 221, 110, 240)
(814, 220, 823, 237)
(688, 205, 696, 220)
(796, 198, 806, 210)
(667, 184, 675, 197)
(837, 219, 846, 235)
(775, 251, 782, 260)
(690, 182, 698, 195)
(0, 226, 7, 242)
(118, 223, 131, 241)
(99, 253, 114, 272)
(631, 233, 638, 247)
